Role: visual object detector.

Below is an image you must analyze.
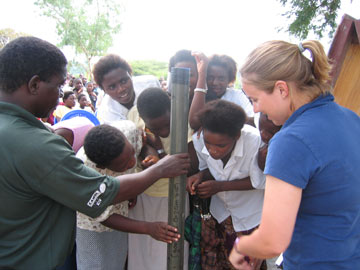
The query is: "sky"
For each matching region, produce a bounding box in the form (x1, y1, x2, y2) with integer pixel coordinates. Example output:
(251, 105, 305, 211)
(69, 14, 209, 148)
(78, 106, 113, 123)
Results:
(1, 0, 360, 69)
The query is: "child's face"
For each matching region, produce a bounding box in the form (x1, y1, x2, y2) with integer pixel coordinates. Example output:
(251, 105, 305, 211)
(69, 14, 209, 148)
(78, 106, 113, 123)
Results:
(203, 129, 238, 161)
(64, 94, 76, 108)
(102, 67, 135, 106)
(107, 139, 136, 172)
(207, 65, 229, 98)
(174, 61, 198, 97)
(144, 111, 171, 138)
(79, 96, 88, 107)
(86, 83, 94, 92)
(259, 114, 281, 144)
(74, 79, 83, 90)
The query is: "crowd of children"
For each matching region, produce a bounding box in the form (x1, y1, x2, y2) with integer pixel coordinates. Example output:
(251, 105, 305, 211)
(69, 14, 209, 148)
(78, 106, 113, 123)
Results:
(40, 49, 283, 270)
(2, 36, 360, 270)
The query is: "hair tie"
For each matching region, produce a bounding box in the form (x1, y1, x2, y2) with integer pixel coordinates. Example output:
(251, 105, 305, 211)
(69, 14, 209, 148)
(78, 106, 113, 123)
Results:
(298, 43, 305, 53)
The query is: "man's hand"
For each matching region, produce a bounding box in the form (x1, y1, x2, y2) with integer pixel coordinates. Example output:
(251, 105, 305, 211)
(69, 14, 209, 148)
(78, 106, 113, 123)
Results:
(154, 153, 190, 178)
(147, 222, 180, 243)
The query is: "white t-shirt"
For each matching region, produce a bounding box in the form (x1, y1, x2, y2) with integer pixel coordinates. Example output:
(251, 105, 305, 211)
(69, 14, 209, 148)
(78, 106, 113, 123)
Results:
(192, 124, 265, 231)
(221, 88, 254, 117)
(97, 75, 161, 124)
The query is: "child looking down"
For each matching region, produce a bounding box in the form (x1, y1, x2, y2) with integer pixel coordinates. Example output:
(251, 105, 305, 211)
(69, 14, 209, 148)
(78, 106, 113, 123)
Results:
(75, 121, 180, 270)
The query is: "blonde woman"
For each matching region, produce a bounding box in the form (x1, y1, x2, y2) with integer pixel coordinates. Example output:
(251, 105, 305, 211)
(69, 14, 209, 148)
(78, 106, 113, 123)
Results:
(229, 40, 360, 270)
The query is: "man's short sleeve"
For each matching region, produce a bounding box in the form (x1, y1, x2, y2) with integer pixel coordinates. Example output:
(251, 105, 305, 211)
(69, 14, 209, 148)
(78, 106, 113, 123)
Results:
(19, 134, 120, 218)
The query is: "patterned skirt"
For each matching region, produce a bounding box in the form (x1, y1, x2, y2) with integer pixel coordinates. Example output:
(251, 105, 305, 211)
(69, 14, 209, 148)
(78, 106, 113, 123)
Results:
(200, 215, 267, 270)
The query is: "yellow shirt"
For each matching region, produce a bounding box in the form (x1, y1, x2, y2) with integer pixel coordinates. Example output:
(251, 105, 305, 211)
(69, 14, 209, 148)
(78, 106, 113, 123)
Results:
(127, 106, 193, 197)
(53, 105, 72, 120)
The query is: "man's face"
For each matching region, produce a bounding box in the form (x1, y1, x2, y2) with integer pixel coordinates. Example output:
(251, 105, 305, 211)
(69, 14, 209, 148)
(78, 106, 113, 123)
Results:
(34, 67, 66, 118)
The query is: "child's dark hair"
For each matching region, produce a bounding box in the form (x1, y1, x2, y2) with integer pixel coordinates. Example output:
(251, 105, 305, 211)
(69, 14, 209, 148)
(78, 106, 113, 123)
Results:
(77, 93, 86, 102)
(208, 54, 237, 84)
(168, 49, 196, 71)
(137, 87, 171, 120)
(0, 36, 67, 94)
(93, 54, 132, 89)
(84, 124, 126, 167)
(63, 91, 74, 101)
(198, 99, 246, 138)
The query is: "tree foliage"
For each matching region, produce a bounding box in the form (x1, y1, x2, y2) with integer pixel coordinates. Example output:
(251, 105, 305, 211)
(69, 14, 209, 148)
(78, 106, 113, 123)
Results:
(130, 60, 168, 79)
(278, 0, 342, 39)
(0, 28, 29, 49)
(34, 0, 121, 77)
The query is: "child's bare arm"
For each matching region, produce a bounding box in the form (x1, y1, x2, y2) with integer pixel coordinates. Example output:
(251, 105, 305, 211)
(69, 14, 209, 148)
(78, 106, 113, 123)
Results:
(101, 214, 180, 243)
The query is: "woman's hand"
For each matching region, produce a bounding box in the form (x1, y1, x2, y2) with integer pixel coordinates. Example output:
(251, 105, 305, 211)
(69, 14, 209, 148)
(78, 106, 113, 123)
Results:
(229, 248, 262, 270)
(147, 222, 180, 243)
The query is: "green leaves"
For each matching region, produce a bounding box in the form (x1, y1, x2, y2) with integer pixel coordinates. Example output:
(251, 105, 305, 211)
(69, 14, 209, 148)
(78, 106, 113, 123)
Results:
(34, 0, 122, 77)
(278, 0, 341, 39)
(0, 28, 29, 49)
(130, 60, 168, 79)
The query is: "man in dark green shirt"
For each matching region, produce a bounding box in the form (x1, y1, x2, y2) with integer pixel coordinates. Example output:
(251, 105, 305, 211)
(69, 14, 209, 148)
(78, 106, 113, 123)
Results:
(0, 37, 190, 270)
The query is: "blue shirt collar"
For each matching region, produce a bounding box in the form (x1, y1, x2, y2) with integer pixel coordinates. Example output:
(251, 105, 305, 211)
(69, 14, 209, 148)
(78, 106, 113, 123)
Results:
(282, 94, 334, 128)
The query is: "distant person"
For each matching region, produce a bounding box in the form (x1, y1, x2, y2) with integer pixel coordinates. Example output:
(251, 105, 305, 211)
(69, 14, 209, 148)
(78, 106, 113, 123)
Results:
(77, 93, 95, 113)
(85, 81, 98, 108)
(53, 90, 76, 122)
(229, 40, 360, 270)
(72, 77, 85, 99)
(0, 36, 190, 270)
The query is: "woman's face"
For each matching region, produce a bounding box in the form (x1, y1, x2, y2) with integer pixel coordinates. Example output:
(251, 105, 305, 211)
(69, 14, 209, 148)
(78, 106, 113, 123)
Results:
(203, 129, 238, 161)
(242, 80, 290, 126)
(102, 67, 135, 107)
(174, 61, 198, 97)
(207, 65, 229, 98)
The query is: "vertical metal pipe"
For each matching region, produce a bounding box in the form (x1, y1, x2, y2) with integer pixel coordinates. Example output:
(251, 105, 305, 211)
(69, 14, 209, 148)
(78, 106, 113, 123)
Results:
(167, 67, 190, 270)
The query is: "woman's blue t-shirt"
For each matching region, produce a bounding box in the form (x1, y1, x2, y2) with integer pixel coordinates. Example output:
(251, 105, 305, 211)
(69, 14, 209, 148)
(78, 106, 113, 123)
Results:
(265, 94, 360, 270)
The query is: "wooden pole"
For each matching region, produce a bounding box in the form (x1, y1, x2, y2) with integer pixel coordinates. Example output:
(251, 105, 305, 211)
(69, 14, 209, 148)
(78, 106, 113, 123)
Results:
(167, 67, 190, 269)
